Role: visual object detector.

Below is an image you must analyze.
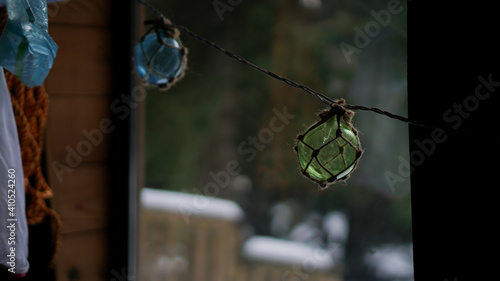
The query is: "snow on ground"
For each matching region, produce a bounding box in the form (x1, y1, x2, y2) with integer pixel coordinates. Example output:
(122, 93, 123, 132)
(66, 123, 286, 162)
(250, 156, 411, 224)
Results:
(242, 236, 335, 270)
(364, 244, 414, 280)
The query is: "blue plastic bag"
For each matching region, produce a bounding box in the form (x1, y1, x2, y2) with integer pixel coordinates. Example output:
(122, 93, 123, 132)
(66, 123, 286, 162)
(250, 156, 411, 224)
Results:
(0, 0, 58, 87)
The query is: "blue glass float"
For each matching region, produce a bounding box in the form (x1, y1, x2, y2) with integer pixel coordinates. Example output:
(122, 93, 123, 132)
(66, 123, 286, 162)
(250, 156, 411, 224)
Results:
(134, 20, 186, 89)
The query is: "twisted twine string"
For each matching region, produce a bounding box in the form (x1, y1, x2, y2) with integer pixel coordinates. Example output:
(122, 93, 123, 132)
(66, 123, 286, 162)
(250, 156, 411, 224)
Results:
(136, 0, 426, 128)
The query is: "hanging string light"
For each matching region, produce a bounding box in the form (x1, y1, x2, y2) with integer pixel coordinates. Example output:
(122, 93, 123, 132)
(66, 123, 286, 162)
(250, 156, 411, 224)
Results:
(134, 0, 424, 188)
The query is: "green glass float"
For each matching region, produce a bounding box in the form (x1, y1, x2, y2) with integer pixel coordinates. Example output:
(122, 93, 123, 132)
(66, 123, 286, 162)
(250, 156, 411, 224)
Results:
(295, 101, 363, 188)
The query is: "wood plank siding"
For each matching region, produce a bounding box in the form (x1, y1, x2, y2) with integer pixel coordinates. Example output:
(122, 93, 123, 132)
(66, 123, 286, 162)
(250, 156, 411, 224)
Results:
(44, 1, 115, 280)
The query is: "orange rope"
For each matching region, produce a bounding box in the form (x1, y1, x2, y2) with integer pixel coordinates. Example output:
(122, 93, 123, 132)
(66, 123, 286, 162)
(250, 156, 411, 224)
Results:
(5, 70, 62, 270)
(1, 7, 61, 269)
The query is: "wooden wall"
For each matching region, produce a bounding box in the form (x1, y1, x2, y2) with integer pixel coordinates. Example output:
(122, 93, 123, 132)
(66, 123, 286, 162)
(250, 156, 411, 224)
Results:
(44, 1, 113, 280)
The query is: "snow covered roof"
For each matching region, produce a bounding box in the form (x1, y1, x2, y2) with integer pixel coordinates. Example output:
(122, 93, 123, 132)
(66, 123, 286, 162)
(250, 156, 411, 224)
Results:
(242, 236, 335, 270)
(140, 188, 244, 222)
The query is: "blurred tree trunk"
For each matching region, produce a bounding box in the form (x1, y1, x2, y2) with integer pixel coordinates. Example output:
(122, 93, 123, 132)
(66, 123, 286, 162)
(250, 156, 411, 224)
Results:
(255, 0, 322, 198)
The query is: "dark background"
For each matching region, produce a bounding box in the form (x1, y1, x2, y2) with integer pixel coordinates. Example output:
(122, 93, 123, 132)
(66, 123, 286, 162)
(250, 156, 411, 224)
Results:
(409, 1, 499, 280)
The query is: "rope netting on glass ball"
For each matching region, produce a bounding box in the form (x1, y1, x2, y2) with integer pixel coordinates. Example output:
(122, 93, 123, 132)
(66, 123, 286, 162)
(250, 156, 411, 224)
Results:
(134, 0, 426, 189)
(134, 17, 188, 90)
(295, 100, 363, 188)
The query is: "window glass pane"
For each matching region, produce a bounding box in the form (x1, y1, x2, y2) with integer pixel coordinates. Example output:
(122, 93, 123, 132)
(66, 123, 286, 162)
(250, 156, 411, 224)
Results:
(142, 1, 411, 280)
